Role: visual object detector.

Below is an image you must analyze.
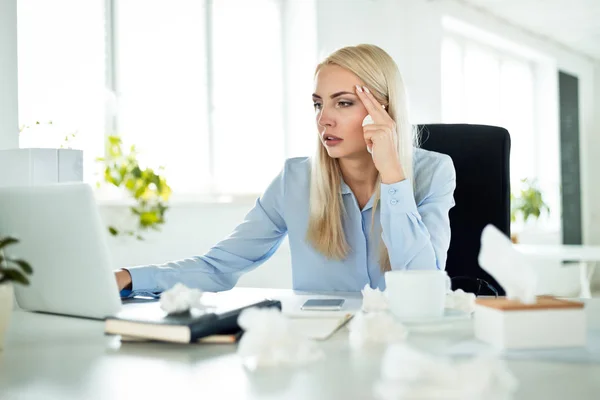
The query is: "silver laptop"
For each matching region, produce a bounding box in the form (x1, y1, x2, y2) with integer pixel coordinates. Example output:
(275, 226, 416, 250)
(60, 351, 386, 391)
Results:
(0, 182, 122, 319)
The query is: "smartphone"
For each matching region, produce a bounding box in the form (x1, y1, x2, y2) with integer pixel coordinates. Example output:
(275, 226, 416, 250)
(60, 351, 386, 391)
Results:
(301, 298, 345, 311)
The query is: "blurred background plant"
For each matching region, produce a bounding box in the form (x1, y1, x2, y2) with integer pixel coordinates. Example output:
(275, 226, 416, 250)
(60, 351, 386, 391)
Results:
(96, 135, 172, 240)
(0, 237, 33, 286)
(510, 178, 550, 243)
(19, 120, 78, 149)
(511, 178, 550, 224)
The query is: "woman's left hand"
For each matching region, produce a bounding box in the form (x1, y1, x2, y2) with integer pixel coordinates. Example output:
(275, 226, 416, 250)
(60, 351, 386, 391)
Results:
(355, 84, 405, 184)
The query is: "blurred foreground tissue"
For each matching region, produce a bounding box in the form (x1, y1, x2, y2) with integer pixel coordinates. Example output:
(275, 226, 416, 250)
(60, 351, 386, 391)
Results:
(349, 285, 407, 349)
(349, 312, 408, 349)
(374, 344, 518, 400)
(237, 307, 324, 370)
(160, 283, 204, 314)
(478, 224, 537, 304)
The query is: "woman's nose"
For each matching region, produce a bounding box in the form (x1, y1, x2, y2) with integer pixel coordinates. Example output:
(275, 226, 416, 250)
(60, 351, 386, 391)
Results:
(317, 107, 335, 128)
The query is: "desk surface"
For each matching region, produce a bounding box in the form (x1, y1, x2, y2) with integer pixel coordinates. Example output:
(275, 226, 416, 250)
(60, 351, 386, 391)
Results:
(1, 288, 600, 400)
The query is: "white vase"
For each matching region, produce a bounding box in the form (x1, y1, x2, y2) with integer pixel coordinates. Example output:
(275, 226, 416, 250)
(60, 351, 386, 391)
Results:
(0, 283, 14, 351)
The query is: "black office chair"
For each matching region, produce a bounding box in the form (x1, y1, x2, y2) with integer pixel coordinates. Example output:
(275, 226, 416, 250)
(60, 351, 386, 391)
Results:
(418, 124, 511, 296)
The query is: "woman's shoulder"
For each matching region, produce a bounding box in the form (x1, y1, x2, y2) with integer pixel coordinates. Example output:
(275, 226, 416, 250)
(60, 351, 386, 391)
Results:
(413, 147, 454, 175)
(283, 156, 311, 174)
(413, 148, 455, 195)
(280, 157, 311, 185)
(284, 156, 311, 168)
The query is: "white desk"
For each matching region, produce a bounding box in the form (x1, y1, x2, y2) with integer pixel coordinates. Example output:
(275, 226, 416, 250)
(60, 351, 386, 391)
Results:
(1, 288, 600, 400)
(516, 244, 600, 298)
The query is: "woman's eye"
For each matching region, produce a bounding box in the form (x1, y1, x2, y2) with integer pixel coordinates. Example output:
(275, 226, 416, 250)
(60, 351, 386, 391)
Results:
(338, 101, 353, 107)
(313, 103, 322, 110)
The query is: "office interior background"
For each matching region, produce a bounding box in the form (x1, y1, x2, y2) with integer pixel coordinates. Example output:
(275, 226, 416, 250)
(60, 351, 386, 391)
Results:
(1, 0, 599, 296)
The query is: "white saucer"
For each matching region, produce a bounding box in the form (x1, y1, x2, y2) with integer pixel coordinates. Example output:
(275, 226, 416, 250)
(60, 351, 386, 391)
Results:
(394, 308, 471, 325)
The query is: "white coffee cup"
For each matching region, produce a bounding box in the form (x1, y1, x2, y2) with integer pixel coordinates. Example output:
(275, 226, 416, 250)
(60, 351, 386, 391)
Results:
(385, 270, 450, 319)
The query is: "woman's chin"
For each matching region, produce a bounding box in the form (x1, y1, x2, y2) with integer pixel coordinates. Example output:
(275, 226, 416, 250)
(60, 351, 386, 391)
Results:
(323, 143, 369, 159)
(324, 148, 344, 159)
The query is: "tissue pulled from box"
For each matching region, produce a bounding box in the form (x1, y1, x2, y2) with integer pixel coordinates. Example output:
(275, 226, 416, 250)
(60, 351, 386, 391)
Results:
(445, 289, 476, 313)
(159, 283, 204, 314)
(237, 307, 324, 370)
(348, 311, 408, 349)
(478, 224, 537, 304)
(361, 284, 389, 313)
(374, 344, 518, 400)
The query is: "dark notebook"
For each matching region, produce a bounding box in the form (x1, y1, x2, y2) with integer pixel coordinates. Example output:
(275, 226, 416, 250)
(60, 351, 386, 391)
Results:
(105, 299, 281, 344)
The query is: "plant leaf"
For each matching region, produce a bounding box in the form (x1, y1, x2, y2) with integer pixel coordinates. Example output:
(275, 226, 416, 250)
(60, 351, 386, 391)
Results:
(6, 258, 33, 274)
(140, 212, 159, 227)
(0, 268, 30, 285)
(0, 237, 19, 250)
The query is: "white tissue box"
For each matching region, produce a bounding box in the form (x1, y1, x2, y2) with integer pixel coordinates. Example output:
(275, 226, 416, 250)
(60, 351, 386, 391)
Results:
(474, 296, 586, 349)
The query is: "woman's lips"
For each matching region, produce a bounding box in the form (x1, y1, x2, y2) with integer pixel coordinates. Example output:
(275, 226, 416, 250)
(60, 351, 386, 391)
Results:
(323, 134, 343, 146)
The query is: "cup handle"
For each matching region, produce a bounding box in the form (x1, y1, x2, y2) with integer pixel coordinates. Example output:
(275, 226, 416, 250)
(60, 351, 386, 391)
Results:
(444, 273, 452, 293)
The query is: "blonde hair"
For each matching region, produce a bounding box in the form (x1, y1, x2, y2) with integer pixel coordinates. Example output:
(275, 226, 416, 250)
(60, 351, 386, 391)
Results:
(306, 44, 416, 273)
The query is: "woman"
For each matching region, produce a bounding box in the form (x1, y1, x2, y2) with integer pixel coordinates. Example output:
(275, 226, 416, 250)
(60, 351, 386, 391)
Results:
(115, 44, 456, 295)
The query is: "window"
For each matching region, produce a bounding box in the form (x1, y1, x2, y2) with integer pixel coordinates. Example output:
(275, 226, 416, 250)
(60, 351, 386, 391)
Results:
(442, 35, 537, 186)
(17, 0, 105, 184)
(113, 0, 290, 195)
(18, 0, 317, 197)
(210, 0, 285, 194)
(114, 0, 210, 194)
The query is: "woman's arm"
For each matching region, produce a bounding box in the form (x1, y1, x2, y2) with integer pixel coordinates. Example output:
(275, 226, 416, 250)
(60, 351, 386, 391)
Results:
(119, 164, 289, 294)
(380, 155, 456, 270)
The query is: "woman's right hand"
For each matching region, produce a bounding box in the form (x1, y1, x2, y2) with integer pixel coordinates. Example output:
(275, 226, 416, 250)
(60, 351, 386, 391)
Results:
(115, 269, 132, 291)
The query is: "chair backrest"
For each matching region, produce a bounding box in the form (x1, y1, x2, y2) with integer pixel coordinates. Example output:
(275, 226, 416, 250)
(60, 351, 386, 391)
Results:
(418, 124, 511, 295)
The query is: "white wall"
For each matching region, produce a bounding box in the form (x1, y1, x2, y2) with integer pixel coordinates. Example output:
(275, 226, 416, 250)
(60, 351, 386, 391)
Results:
(315, 0, 443, 124)
(97, 0, 598, 294)
(589, 61, 600, 247)
(0, 0, 19, 150)
(435, 1, 598, 294)
(591, 62, 600, 290)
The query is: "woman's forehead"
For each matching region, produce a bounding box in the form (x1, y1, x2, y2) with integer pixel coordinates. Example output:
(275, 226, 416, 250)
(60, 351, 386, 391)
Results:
(314, 65, 361, 92)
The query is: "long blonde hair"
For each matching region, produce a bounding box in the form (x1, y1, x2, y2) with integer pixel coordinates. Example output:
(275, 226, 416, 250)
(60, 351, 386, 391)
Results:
(306, 44, 415, 273)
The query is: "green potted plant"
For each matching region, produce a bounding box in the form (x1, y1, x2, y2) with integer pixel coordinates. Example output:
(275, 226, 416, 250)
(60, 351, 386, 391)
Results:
(0, 236, 33, 350)
(510, 178, 550, 243)
(96, 135, 172, 240)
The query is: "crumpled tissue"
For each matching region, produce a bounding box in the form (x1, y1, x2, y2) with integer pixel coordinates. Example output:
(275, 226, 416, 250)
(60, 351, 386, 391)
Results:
(237, 307, 324, 370)
(361, 284, 389, 313)
(445, 289, 476, 314)
(374, 344, 518, 400)
(159, 283, 204, 314)
(349, 311, 408, 349)
(479, 224, 538, 304)
(348, 284, 407, 349)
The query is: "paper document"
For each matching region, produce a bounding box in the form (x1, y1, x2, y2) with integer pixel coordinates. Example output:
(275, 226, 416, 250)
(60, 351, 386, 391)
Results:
(288, 314, 353, 340)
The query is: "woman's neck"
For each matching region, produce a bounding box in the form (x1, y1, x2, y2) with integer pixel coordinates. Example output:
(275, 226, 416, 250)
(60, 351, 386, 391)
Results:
(338, 155, 379, 204)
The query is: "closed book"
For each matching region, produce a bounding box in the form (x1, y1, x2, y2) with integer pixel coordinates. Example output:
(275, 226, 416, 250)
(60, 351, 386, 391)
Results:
(119, 332, 242, 344)
(105, 299, 281, 344)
